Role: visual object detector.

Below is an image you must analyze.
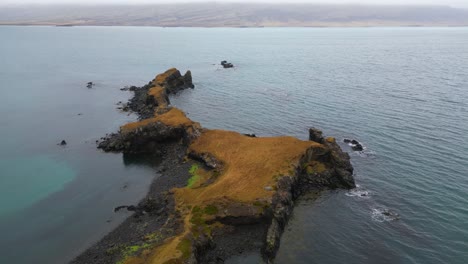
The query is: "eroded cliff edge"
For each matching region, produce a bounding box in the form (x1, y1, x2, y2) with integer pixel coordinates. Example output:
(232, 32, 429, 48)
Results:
(74, 68, 355, 264)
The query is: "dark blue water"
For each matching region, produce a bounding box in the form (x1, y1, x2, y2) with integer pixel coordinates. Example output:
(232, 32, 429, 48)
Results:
(1, 26, 467, 264)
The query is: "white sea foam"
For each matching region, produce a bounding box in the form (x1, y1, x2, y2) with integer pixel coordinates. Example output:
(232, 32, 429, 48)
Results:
(371, 208, 400, 222)
(345, 188, 372, 198)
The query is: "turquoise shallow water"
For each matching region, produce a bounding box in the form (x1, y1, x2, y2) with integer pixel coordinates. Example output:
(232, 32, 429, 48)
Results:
(0, 26, 467, 264)
(0, 156, 75, 216)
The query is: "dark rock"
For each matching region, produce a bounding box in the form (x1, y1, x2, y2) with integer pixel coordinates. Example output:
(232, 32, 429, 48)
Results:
(58, 140, 67, 146)
(221, 61, 234, 68)
(183, 70, 195, 89)
(352, 143, 364, 151)
(243, 133, 256, 137)
(381, 209, 400, 220)
(97, 121, 190, 153)
(344, 138, 364, 152)
(120, 86, 138, 91)
(86, 82, 94, 88)
(114, 205, 127, 212)
(308, 128, 324, 143)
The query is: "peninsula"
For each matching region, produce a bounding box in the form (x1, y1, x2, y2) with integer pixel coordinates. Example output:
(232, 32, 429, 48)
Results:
(72, 68, 355, 264)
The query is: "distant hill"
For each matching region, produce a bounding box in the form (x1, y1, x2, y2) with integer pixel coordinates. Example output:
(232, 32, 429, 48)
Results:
(1, 3, 468, 27)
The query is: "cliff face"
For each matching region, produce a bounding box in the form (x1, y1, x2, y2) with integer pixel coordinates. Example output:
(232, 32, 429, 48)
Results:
(97, 68, 355, 264)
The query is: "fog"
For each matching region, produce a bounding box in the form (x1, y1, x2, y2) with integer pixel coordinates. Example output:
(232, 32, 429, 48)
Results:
(1, 0, 467, 8)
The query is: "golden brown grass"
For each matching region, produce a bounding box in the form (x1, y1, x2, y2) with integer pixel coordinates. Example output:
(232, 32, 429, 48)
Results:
(148, 85, 168, 109)
(118, 68, 327, 264)
(120, 108, 195, 134)
(153, 68, 178, 86)
(123, 130, 323, 263)
(120, 129, 323, 264)
(179, 130, 321, 203)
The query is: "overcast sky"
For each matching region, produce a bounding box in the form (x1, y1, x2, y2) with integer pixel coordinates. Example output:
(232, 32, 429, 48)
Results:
(1, 0, 467, 8)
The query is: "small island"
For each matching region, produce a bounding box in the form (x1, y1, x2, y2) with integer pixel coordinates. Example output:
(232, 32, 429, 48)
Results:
(73, 68, 355, 264)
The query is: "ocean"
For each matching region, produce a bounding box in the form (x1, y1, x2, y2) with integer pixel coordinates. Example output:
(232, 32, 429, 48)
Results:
(0, 26, 467, 264)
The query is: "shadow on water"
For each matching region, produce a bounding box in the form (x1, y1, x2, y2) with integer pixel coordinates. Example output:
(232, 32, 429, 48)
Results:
(122, 152, 163, 168)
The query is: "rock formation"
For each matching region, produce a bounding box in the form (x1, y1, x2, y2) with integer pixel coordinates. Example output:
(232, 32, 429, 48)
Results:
(221, 60, 234, 68)
(344, 138, 364, 151)
(93, 68, 355, 264)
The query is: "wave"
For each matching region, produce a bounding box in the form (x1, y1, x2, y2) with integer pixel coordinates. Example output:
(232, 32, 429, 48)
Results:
(345, 186, 372, 198)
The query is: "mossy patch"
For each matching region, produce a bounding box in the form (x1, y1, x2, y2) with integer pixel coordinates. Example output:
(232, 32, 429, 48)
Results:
(305, 161, 327, 174)
(176, 238, 192, 260)
(204, 205, 218, 215)
(187, 164, 200, 188)
(115, 242, 153, 264)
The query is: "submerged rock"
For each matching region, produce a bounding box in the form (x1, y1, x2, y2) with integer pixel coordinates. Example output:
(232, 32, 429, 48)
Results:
(58, 140, 67, 146)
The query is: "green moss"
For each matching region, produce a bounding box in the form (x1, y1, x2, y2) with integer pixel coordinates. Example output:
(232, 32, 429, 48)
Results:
(204, 205, 218, 215)
(191, 205, 201, 214)
(187, 164, 200, 188)
(189, 164, 199, 174)
(144, 231, 163, 243)
(190, 206, 204, 226)
(212, 170, 221, 178)
(114, 242, 154, 264)
(106, 244, 124, 256)
(190, 205, 215, 238)
(305, 161, 327, 174)
(176, 238, 192, 260)
(253, 201, 263, 207)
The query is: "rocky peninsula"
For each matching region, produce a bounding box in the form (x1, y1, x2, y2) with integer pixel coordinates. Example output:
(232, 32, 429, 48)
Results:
(72, 68, 355, 264)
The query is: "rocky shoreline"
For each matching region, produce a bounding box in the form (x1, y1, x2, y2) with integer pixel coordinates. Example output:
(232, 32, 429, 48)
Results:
(72, 68, 355, 264)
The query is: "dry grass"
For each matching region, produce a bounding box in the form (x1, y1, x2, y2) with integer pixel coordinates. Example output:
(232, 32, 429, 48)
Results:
(148, 85, 168, 109)
(120, 108, 195, 134)
(153, 68, 178, 86)
(123, 217, 192, 264)
(121, 130, 322, 264)
(177, 130, 321, 203)
(118, 68, 327, 263)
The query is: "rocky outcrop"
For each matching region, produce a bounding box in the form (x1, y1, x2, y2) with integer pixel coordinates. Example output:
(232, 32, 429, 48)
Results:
(344, 138, 364, 151)
(263, 133, 354, 261)
(92, 68, 355, 264)
(98, 68, 200, 153)
(221, 60, 234, 68)
(309, 127, 324, 143)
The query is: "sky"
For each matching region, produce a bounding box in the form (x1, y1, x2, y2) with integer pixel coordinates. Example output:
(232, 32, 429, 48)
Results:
(1, 0, 467, 8)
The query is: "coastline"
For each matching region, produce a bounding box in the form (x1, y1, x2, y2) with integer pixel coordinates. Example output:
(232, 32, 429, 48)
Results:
(72, 68, 355, 264)
(2, 23, 468, 28)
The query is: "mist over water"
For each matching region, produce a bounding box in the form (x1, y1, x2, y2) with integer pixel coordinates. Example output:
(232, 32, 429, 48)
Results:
(0, 26, 467, 264)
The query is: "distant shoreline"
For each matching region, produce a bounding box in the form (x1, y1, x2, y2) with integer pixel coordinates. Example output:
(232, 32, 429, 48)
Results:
(2, 3, 468, 29)
(2, 23, 468, 28)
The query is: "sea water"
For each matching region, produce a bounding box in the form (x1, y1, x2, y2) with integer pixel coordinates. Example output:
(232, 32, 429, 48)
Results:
(0, 26, 467, 264)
